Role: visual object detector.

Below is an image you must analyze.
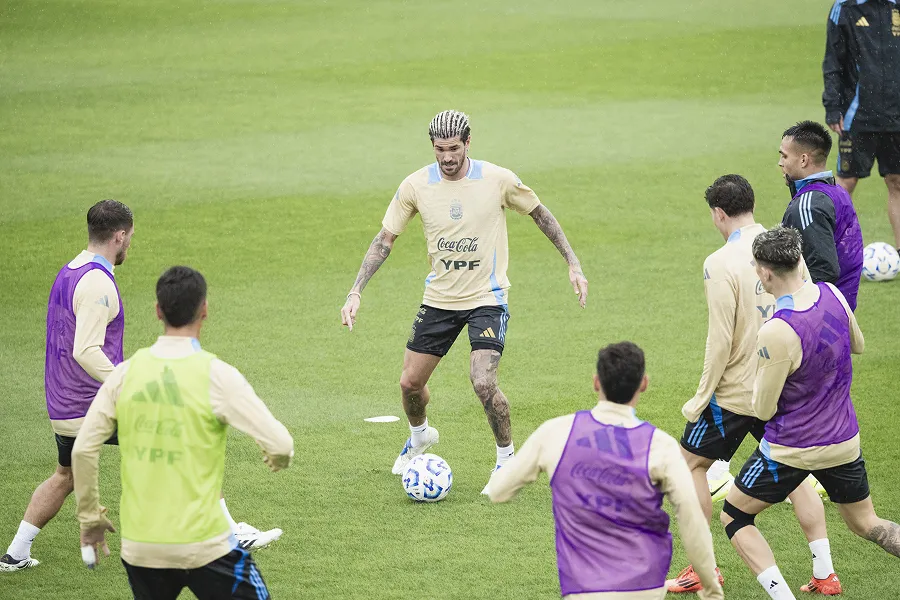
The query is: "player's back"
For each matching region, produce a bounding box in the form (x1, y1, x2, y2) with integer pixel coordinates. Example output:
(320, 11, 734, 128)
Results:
(704, 224, 775, 414)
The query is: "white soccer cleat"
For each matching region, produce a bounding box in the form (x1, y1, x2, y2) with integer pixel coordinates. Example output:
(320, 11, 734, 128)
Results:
(707, 460, 735, 503)
(481, 463, 504, 496)
(234, 523, 282, 551)
(391, 427, 439, 475)
(709, 472, 735, 503)
(0, 554, 39, 572)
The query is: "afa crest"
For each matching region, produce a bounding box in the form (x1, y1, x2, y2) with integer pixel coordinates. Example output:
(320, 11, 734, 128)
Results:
(450, 202, 463, 220)
(893, 9, 900, 36)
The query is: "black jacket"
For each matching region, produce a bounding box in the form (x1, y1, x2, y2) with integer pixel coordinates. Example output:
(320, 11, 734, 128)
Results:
(784, 175, 841, 285)
(822, 0, 900, 132)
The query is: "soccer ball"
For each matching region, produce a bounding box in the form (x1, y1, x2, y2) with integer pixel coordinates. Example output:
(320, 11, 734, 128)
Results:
(402, 454, 452, 502)
(861, 242, 900, 282)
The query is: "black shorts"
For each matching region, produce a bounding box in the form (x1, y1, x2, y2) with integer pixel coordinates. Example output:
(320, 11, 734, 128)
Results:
(680, 401, 766, 462)
(735, 447, 870, 505)
(406, 304, 509, 357)
(837, 131, 900, 178)
(55, 432, 118, 468)
(124, 548, 270, 600)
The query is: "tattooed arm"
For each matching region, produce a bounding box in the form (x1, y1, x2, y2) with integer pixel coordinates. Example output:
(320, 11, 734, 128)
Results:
(529, 204, 588, 308)
(341, 228, 398, 331)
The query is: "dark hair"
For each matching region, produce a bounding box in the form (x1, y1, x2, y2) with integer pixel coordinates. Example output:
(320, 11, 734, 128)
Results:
(782, 121, 832, 165)
(705, 174, 755, 217)
(87, 199, 133, 243)
(429, 110, 471, 143)
(752, 226, 803, 274)
(156, 266, 207, 327)
(596, 342, 646, 404)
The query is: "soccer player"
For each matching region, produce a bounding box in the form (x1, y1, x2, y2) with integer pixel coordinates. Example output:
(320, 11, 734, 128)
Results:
(488, 342, 724, 600)
(72, 266, 294, 599)
(721, 227, 900, 600)
(0, 200, 134, 572)
(340, 110, 588, 492)
(779, 121, 863, 310)
(668, 176, 838, 594)
(1, 201, 276, 573)
(824, 0, 900, 251)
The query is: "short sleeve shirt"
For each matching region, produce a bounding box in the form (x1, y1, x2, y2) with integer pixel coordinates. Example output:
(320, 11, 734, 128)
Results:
(382, 159, 540, 310)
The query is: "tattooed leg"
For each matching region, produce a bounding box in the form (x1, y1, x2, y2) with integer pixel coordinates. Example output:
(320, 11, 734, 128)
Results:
(865, 522, 900, 557)
(399, 349, 441, 427)
(838, 497, 900, 558)
(470, 350, 511, 447)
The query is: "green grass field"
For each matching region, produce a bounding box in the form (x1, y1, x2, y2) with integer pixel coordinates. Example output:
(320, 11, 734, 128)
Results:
(2, 1, 899, 598)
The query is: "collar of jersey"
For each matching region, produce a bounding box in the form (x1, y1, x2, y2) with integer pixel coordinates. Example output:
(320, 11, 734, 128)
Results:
(90, 254, 115, 273)
(793, 170, 833, 193)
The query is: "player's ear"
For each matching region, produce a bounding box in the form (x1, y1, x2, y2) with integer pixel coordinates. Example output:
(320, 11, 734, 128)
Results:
(199, 300, 208, 321)
(155, 302, 164, 322)
(593, 374, 601, 393)
(713, 207, 727, 223)
(639, 374, 649, 393)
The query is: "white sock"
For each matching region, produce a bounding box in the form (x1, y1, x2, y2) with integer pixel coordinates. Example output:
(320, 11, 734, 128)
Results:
(757, 565, 796, 600)
(496, 443, 515, 467)
(6, 521, 40, 560)
(220, 498, 239, 533)
(809, 538, 834, 579)
(410, 419, 429, 447)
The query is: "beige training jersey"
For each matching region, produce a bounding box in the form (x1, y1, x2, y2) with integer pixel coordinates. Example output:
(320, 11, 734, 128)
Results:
(73, 336, 294, 569)
(382, 159, 541, 311)
(752, 281, 864, 470)
(52, 250, 122, 437)
(682, 224, 776, 421)
(489, 402, 723, 600)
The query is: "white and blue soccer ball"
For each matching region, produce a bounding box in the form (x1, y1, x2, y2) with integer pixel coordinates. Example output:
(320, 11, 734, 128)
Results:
(861, 242, 900, 282)
(402, 453, 452, 502)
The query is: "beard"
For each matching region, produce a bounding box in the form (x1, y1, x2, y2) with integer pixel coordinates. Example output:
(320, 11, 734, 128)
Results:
(115, 247, 128, 265)
(441, 161, 462, 177)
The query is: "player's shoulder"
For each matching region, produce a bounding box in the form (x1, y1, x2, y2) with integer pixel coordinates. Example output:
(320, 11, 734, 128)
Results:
(703, 246, 734, 282)
(476, 160, 518, 183)
(401, 164, 435, 189)
(75, 266, 118, 295)
(758, 313, 794, 342)
(649, 425, 678, 446)
(211, 356, 256, 390)
(536, 413, 577, 437)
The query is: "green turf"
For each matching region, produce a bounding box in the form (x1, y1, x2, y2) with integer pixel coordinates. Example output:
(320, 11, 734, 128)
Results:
(1, 1, 899, 598)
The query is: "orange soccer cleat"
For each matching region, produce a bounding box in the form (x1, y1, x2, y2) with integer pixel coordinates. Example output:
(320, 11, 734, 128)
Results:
(800, 573, 843, 595)
(666, 564, 724, 593)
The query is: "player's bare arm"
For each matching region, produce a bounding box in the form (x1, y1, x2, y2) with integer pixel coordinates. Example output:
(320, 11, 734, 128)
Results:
(529, 204, 588, 307)
(341, 227, 397, 330)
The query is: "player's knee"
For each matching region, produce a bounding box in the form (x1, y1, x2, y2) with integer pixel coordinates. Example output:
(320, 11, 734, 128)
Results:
(470, 373, 497, 401)
(885, 174, 900, 192)
(54, 470, 74, 493)
(844, 510, 878, 538)
(721, 500, 756, 540)
(399, 369, 427, 394)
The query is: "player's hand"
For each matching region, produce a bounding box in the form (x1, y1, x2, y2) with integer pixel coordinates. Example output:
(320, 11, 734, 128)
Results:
(80, 515, 115, 569)
(828, 118, 844, 135)
(341, 293, 361, 331)
(569, 265, 588, 308)
(263, 450, 293, 472)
